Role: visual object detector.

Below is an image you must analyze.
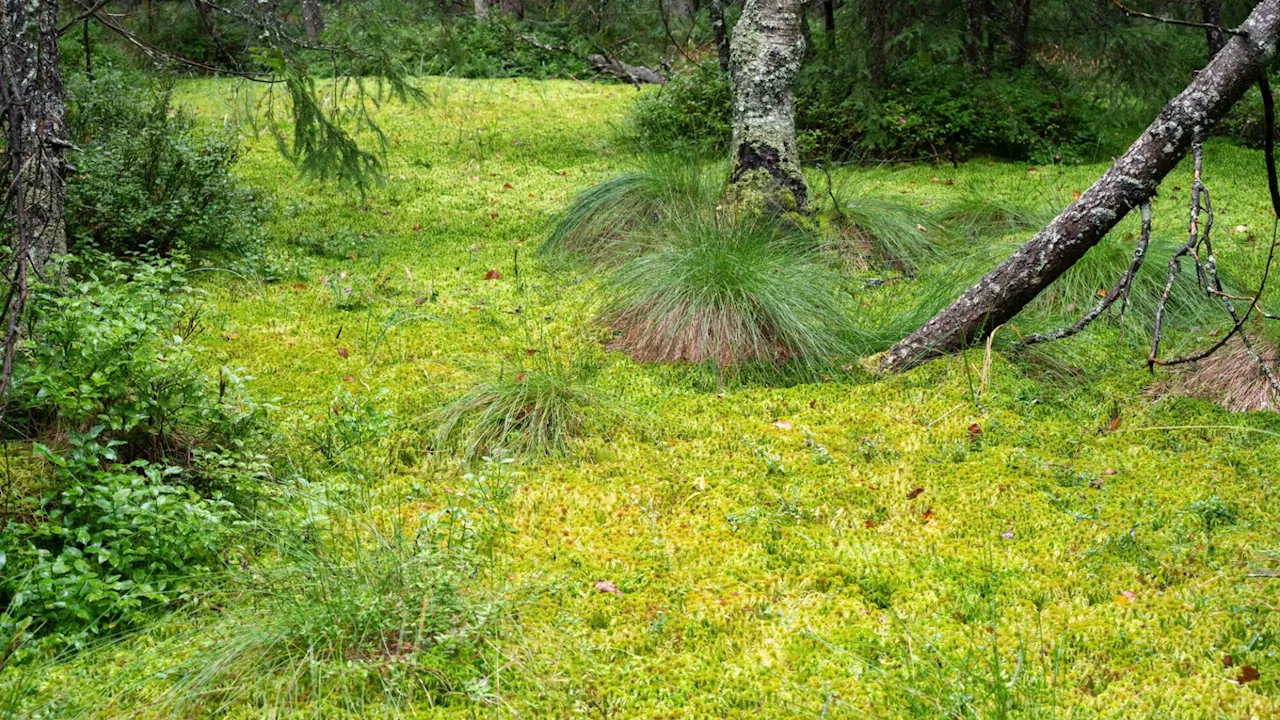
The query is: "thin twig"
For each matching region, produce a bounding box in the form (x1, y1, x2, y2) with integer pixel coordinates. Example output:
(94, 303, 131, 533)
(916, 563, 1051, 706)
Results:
(1110, 1, 1245, 36)
(1024, 202, 1152, 345)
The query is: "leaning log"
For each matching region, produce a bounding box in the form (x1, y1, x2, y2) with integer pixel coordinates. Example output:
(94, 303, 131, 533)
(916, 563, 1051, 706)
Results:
(881, 0, 1280, 373)
(586, 54, 667, 86)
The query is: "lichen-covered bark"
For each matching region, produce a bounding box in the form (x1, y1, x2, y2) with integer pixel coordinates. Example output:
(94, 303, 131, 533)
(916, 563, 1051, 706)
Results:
(1, 0, 67, 278)
(709, 0, 731, 72)
(728, 0, 808, 211)
(882, 0, 1280, 373)
(473, 0, 491, 20)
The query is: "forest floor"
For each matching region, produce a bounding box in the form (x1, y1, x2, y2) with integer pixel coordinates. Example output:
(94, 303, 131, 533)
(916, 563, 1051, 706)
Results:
(21, 78, 1280, 718)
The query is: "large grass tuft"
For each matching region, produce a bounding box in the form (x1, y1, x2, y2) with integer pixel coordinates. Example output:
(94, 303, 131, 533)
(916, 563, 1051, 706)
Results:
(541, 155, 721, 263)
(826, 193, 942, 273)
(603, 217, 857, 367)
(432, 354, 610, 460)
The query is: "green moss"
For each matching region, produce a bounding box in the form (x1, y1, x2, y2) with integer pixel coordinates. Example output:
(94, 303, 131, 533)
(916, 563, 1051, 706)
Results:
(12, 77, 1280, 719)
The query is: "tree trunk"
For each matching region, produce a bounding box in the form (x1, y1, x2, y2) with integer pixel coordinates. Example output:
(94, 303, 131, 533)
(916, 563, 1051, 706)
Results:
(865, 0, 891, 87)
(963, 0, 984, 68)
(709, 0, 731, 72)
(666, 0, 696, 21)
(1010, 0, 1031, 68)
(1200, 0, 1226, 57)
(498, 0, 523, 19)
(301, 0, 325, 42)
(1, 0, 67, 279)
(822, 0, 835, 52)
(473, 0, 490, 19)
(881, 0, 1280, 373)
(728, 0, 808, 211)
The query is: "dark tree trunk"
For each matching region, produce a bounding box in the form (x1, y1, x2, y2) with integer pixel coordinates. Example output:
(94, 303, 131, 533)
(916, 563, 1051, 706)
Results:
(1201, 0, 1226, 56)
(667, 0, 696, 21)
(1, 0, 67, 279)
(822, 0, 835, 52)
(301, 0, 325, 42)
(865, 0, 892, 87)
(881, 0, 1280, 373)
(709, 0, 731, 72)
(498, 0, 524, 19)
(963, 0, 984, 68)
(1010, 0, 1031, 68)
(728, 0, 808, 210)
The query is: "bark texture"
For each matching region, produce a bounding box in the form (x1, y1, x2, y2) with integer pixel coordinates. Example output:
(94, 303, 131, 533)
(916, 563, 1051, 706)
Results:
(301, 0, 325, 42)
(1, 0, 67, 278)
(473, 0, 490, 19)
(1201, 0, 1226, 56)
(586, 54, 667, 85)
(1010, 0, 1031, 68)
(865, 0, 893, 87)
(498, 0, 524, 19)
(709, 0, 731, 72)
(881, 0, 1280, 373)
(728, 0, 808, 211)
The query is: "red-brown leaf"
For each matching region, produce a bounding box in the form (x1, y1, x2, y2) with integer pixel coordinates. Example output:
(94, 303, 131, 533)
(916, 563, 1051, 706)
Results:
(336, 347, 349, 359)
(1238, 666, 1261, 684)
(594, 580, 621, 595)
(906, 487, 924, 500)
(484, 269, 502, 280)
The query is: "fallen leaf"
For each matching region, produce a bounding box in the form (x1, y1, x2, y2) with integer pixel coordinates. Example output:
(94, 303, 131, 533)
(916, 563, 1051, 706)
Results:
(412, 224, 422, 232)
(484, 269, 502, 280)
(930, 176, 941, 183)
(967, 423, 983, 440)
(343, 375, 355, 382)
(1001, 527, 1015, 540)
(291, 283, 307, 290)
(336, 348, 349, 359)
(528, 193, 536, 198)
(1235, 224, 1249, 233)
(595, 580, 621, 595)
(1238, 666, 1261, 684)
(906, 487, 924, 500)
(1106, 415, 1122, 433)
(808, 399, 817, 409)
(221, 332, 239, 341)
(1096, 288, 1109, 297)
(1027, 167, 1039, 173)
(1072, 190, 1082, 201)
(1223, 654, 1234, 668)
(921, 508, 935, 522)
(525, 348, 538, 356)
(1103, 467, 1117, 476)
(775, 420, 793, 430)
(864, 519, 876, 529)
(503, 182, 515, 190)
(514, 372, 528, 382)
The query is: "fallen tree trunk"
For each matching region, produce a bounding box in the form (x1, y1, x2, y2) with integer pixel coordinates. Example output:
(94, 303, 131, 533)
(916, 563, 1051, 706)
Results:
(881, 0, 1280, 373)
(586, 54, 667, 86)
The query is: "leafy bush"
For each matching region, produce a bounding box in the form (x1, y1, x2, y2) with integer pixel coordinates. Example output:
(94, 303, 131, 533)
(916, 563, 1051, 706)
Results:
(0, 259, 273, 645)
(64, 67, 265, 259)
(631, 60, 1107, 163)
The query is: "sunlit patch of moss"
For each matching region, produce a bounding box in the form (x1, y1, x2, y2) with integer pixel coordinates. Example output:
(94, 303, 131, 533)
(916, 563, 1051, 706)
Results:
(13, 78, 1280, 719)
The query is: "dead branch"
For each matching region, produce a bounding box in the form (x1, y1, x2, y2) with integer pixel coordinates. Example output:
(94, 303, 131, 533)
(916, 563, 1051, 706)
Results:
(586, 54, 667, 86)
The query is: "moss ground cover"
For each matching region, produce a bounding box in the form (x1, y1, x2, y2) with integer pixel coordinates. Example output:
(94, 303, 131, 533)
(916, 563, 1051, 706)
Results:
(13, 78, 1280, 718)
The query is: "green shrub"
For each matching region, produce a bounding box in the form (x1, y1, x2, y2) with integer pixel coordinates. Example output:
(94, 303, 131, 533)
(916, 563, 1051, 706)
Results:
(630, 61, 1107, 163)
(0, 259, 273, 645)
(64, 68, 265, 259)
(628, 63, 732, 155)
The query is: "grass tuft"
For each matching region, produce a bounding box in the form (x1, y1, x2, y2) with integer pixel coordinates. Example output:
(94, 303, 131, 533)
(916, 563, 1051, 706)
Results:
(541, 155, 721, 263)
(826, 193, 942, 273)
(935, 191, 1053, 241)
(432, 354, 610, 460)
(603, 217, 856, 367)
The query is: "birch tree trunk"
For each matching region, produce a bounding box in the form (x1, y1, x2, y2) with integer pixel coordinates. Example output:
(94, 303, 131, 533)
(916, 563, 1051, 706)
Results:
(728, 0, 808, 211)
(473, 0, 490, 20)
(1, 0, 67, 279)
(301, 0, 325, 42)
(881, 0, 1280, 373)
